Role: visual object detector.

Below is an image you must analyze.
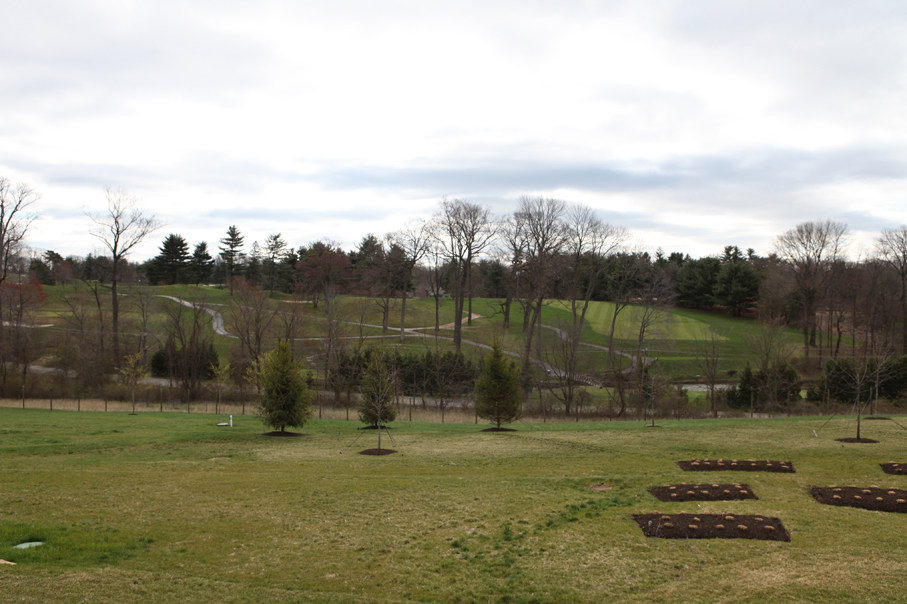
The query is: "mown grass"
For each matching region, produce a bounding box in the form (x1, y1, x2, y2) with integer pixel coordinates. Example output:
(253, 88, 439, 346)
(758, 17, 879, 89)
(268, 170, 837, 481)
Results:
(1, 408, 905, 602)
(37, 282, 810, 382)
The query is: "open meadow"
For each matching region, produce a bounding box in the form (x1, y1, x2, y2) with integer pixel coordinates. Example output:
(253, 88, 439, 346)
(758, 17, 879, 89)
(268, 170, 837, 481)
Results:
(1, 407, 905, 602)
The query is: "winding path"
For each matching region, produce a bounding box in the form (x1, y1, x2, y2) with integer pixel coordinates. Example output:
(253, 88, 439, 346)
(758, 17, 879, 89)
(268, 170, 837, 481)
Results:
(158, 296, 644, 383)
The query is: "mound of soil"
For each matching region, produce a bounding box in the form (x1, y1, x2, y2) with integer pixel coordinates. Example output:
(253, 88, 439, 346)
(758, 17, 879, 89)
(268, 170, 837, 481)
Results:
(481, 427, 518, 432)
(835, 437, 879, 443)
(677, 459, 795, 473)
(649, 483, 758, 502)
(359, 448, 397, 456)
(633, 513, 790, 542)
(810, 486, 907, 513)
(881, 462, 907, 475)
(262, 430, 302, 437)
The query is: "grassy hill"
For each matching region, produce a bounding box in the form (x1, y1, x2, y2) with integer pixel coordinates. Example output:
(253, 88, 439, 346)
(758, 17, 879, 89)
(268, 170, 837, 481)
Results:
(1, 408, 904, 602)
(31, 284, 810, 401)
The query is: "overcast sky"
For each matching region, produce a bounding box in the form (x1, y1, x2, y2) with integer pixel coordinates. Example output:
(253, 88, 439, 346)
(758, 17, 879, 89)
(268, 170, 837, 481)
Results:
(3, 0, 906, 262)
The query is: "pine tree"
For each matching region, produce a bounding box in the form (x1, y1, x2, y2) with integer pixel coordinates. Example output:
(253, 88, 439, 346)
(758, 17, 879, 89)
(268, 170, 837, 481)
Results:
(219, 225, 245, 292)
(475, 342, 522, 429)
(153, 234, 190, 284)
(189, 241, 214, 285)
(258, 342, 313, 433)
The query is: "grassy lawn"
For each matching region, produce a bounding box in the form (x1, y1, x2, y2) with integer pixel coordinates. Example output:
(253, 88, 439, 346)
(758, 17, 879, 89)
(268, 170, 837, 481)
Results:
(36, 284, 811, 381)
(1, 408, 905, 602)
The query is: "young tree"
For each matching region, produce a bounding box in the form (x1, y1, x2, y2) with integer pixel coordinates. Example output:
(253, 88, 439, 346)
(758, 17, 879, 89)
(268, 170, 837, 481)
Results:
(258, 341, 313, 433)
(475, 341, 522, 429)
(88, 188, 160, 362)
(118, 352, 148, 414)
(358, 349, 397, 451)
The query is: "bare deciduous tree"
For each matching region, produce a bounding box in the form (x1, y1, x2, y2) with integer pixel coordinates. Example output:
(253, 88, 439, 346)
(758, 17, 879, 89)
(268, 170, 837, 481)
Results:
(774, 220, 848, 361)
(513, 196, 567, 370)
(0, 178, 38, 288)
(88, 188, 160, 363)
(433, 198, 496, 351)
(695, 326, 723, 418)
(877, 225, 907, 352)
(387, 219, 430, 342)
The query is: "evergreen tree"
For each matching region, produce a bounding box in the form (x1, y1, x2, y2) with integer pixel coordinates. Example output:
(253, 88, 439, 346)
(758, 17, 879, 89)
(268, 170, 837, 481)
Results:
(715, 257, 760, 316)
(189, 241, 214, 285)
(475, 342, 522, 429)
(151, 234, 190, 284)
(219, 225, 245, 292)
(358, 349, 398, 428)
(258, 341, 313, 433)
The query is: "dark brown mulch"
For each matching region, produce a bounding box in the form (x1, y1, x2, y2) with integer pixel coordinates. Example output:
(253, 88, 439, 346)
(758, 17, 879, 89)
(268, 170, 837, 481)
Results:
(810, 486, 907, 513)
(881, 462, 907, 475)
(632, 513, 790, 541)
(262, 431, 303, 437)
(481, 427, 518, 432)
(864, 416, 891, 421)
(359, 448, 397, 456)
(835, 437, 879, 443)
(649, 483, 758, 502)
(676, 459, 795, 473)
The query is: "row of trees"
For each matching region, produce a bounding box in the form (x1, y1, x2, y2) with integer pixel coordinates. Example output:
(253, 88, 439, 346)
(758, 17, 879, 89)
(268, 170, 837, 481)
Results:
(5, 177, 907, 423)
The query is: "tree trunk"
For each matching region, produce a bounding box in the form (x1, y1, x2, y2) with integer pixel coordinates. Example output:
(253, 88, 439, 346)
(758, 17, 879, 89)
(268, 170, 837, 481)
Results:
(399, 292, 407, 343)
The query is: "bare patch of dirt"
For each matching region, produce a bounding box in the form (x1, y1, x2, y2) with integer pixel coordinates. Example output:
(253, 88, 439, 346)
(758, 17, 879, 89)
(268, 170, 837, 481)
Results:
(649, 483, 758, 502)
(881, 462, 907, 475)
(633, 513, 790, 541)
(835, 437, 879, 443)
(810, 486, 907, 513)
(864, 416, 890, 421)
(359, 448, 397, 456)
(676, 459, 795, 473)
(209, 457, 231, 461)
(262, 431, 303, 437)
(588, 483, 612, 491)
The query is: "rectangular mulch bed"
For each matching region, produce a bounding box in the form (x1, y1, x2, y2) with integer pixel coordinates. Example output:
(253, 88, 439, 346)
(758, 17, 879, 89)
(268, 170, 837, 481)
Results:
(810, 486, 907, 513)
(632, 513, 790, 541)
(676, 459, 795, 473)
(649, 483, 758, 502)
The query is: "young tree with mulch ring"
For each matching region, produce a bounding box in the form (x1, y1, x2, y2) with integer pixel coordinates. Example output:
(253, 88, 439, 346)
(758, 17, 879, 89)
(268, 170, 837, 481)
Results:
(258, 341, 313, 434)
(358, 350, 398, 427)
(475, 341, 522, 430)
(358, 349, 398, 453)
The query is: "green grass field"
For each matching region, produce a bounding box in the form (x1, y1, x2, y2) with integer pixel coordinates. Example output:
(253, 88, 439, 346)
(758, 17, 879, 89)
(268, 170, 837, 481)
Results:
(36, 282, 811, 383)
(2, 408, 905, 602)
